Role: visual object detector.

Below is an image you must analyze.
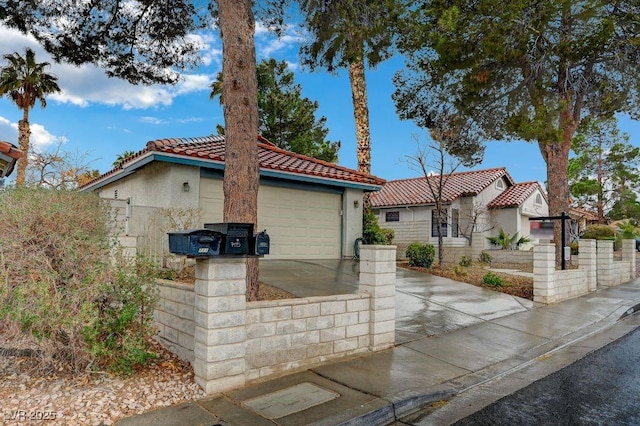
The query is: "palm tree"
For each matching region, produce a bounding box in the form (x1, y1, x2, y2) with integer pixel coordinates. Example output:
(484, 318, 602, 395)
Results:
(113, 150, 136, 167)
(299, 0, 403, 177)
(209, 71, 224, 105)
(0, 48, 61, 185)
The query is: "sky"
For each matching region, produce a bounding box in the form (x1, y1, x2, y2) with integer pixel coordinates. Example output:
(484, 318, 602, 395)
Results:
(1, 22, 639, 187)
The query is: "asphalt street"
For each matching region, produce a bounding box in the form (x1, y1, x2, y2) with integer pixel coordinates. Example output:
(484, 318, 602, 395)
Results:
(454, 325, 640, 425)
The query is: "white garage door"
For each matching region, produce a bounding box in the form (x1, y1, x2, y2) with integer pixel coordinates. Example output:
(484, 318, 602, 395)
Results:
(199, 178, 342, 259)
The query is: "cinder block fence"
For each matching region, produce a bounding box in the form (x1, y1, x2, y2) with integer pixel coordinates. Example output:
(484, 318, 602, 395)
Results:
(154, 245, 396, 394)
(533, 239, 636, 304)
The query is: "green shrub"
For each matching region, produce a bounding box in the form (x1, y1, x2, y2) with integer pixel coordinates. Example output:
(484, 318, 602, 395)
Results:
(570, 241, 579, 255)
(406, 243, 435, 268)
(487, 228, 531, 250)
(483, 272, 503, 287)
(478, 250, 492, 264)
(459, 255, 472, 267)
(453, 265, 467, 277)
(363, 208, 394, 245)
(581, 224, 615, 240)
(0, 187, 158, 373)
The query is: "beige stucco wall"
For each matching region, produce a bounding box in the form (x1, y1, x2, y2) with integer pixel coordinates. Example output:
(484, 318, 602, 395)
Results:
(97, 163, 201, 236)
(342, 188, 364, 258)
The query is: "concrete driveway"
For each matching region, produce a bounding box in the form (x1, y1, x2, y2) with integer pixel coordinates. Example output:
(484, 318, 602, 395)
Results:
(259, 259, 537, 343)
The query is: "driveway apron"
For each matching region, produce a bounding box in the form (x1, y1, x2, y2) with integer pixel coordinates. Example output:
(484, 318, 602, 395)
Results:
(259, 259, 536, 343)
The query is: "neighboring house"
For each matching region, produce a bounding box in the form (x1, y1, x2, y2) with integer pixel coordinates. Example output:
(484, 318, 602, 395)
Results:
(81, 135, 384, 260)
(0, 140, 23, 178)
(369, 167, 549, 253)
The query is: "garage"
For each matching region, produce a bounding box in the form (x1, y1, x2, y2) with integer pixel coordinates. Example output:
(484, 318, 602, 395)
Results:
(199, 178, 342, 259)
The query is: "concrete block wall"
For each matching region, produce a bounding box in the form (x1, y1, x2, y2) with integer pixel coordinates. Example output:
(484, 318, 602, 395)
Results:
(384, 221, 428, 260)
(578, 239, 597, 292)
(534, 239, 636, 303)
(244, 293, 371, 382)
(154, 280, 196, 363)
(486, 250, 533, 264)
(552, 269, 589, 301)
(154, 245, 397, 395)
(596, 240, 615, 287)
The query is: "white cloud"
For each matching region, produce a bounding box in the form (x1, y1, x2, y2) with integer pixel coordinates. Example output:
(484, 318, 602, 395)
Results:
(0, 116, 66, 152)
(0, 25, 218, 110)
(255, 22, 304, 59)
(139, 116, 167, 125)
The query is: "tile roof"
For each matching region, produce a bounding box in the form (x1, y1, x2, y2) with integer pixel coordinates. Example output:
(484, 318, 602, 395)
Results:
(487, 181, 546, 209)
(81, 135, 385, 189)
(0, 140, 23, 160)
(370, 168, 513, 207)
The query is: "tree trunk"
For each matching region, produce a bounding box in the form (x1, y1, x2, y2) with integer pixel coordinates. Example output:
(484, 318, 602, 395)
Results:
(16, 115, 31, 186)
(539, 137, 572, 265)
(350, 60, 371, 175)
(218, 0, 260, 301)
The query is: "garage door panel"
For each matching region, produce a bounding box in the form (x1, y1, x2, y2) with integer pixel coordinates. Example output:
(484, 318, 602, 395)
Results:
(200, 178, 341, 259)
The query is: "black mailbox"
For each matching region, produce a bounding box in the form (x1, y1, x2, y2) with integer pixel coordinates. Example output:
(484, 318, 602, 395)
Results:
(167, 229, 223, 257)
(204, 223, 254, 255)
(253, 230, 270, 255)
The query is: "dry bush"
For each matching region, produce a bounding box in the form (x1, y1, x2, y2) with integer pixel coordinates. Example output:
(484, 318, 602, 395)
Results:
(0, 187, 158, 373)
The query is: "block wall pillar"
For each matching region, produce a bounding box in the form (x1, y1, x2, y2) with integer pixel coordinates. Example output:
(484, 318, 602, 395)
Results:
(578, 239, 597, 292)
(533, 243, 556, 304)
(359, 245, 396, 351)
(471, 231, 484, 260)
(597, 240, 614, 287)
(622, 239, 636, 280)
(193, 257, 247, 394)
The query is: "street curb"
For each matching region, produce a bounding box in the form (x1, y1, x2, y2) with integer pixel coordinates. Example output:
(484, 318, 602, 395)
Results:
(619, 302, 640, 319)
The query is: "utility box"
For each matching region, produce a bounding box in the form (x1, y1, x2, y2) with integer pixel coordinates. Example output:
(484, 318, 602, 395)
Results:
(204, 223, 254, 255)
(167, 229, 223, 257)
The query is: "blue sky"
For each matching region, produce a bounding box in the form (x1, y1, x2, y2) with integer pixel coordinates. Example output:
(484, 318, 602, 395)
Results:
(0, 22, 638, 186)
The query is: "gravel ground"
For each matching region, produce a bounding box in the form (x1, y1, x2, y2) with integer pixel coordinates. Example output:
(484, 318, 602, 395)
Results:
(1, 339, 206, 425)
(0, 282, 292, 425)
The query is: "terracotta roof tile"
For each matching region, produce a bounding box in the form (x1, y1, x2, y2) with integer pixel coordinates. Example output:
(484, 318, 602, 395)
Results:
(81, 135, 384, 189)
(0, 140, 23, 160)
(370, 168, 513, 207)
(488, 181, 546, 209)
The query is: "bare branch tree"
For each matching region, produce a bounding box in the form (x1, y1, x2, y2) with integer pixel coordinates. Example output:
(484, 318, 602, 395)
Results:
(405, 134, 463, 266)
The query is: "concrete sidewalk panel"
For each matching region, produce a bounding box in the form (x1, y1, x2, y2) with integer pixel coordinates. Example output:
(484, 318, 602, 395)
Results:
(198, 396, 274, 426)
(491, 309, 602, 340)
(312, 346, 470, 397)
(115, 402, 219, 426)
(406, 322, 548, 371)
(395, 292, 482, 340)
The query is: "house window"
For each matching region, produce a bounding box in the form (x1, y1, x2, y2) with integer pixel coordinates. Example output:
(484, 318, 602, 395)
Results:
(535, 193, 543, 205)
(452, 208, 459, 237)
(431, 209, 448, 237)
(496, 179, 504, 189)
(385, 211, 400, 222)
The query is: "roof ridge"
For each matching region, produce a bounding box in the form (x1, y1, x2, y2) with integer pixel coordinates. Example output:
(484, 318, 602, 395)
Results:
(384, 167, 507, 184)
(257, 141, 382, 180)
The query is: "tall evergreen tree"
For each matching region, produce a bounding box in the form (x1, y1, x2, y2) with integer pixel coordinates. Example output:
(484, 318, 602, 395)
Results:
(0, 48, 61, 185)
(210, 59, 340, 162)
(394, 1, 640, 260)
(569, 117, 640, 223)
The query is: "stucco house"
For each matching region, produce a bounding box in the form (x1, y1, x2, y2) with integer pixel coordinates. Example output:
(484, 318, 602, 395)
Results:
(81, 135, 384, 260)
(369, 167, 549, 254)
(0, 140, 23, 178)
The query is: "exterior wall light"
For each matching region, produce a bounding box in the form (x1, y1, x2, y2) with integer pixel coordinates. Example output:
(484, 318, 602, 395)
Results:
(183, 181, 190, 192)
(353, 200, 360, 208)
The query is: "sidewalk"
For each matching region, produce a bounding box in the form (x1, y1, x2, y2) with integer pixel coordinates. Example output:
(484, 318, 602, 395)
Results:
(116, 279, 640, 426)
